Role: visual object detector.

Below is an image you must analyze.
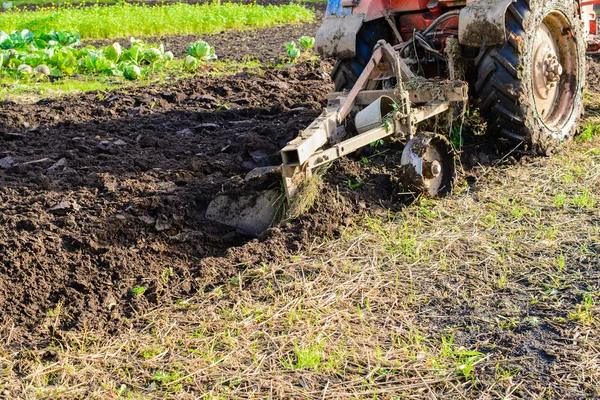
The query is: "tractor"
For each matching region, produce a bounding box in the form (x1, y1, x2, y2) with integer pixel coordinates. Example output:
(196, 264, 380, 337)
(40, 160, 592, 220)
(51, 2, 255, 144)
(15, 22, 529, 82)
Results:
(206, 0, 598, 235)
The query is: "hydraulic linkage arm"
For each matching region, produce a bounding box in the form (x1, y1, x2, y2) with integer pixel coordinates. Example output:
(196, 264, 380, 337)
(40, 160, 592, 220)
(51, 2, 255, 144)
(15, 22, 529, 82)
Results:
(280, 40, 468, 201)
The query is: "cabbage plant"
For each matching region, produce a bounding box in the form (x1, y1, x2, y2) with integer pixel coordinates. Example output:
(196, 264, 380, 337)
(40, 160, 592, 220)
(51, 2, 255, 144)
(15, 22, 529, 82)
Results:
(104, 43, 122, 63)
(17, 64, 33, 75)
(184, 55, 199, 70)
(123, 64, 142, 80)
(298, 36, 315, 52)
(286, 42, 300, 61)
(82, 50, 117, 74)
(35, 65, 51, 76)
(187, 40, 216, 62)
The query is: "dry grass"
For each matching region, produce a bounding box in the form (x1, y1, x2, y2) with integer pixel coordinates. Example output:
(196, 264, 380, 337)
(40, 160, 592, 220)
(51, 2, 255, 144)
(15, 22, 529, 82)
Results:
(286, 174, 324, 221)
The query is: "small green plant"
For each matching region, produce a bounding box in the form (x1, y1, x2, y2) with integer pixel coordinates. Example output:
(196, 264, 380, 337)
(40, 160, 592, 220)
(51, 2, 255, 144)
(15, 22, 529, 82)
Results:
(572, 189, 596, 209)
(187, 40, 217, 62)
(184, 55, 199, 70)
(347, 179, 363, 190)
(285, 41, 300, 62)
(450, 126, 463, 149)
(496, 274, 508, 289)
(579, 122, 600, 142)
(440, 334, 484, 382)
(104, 42, 121, 63)
(554, 191, 567, 207)
(161, 267, 174, 284)
(369, 139, 384, 147)
(151, 369, 189, 392)
(283, 340, 323, 371)
(383, 118, 393, 133)
(298, 35, 315, 52)
(122, 64, 141, 80)
(140, 346, 164, 359)
(131, 286, 147, 296)
(556, 253, 566, 272)
(568, 293, 596, 325)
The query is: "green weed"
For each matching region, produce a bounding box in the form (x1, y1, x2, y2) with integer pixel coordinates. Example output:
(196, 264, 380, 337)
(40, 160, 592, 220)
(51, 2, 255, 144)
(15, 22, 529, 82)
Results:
(439, 334, 484, 382)
(568, 293, 596, 325)
(283, 340, 323, 371)
(572, 189, 596, 209)
(579, 123, 600, 142)
(130, 286, 147, 296)
(554, 192, 567, 207)
(347, 179, 363, 190)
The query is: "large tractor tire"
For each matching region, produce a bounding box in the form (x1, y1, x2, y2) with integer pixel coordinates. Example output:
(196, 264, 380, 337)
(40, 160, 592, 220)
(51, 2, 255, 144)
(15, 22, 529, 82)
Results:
(475, 0, 586, 154)
(332, 20, 392, 91)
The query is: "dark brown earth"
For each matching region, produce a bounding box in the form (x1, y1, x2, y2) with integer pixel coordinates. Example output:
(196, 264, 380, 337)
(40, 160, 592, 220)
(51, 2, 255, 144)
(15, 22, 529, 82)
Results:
(0, 60, 343, 343)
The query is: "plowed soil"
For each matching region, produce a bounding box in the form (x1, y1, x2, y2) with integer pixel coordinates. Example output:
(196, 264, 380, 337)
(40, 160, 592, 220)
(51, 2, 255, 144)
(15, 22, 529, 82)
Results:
(0, 60, 339, 343)
(0, 51, 525, 345)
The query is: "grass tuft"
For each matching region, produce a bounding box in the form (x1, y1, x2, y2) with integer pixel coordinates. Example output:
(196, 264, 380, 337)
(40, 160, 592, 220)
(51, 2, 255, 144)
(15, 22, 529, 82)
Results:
(286, 174, 323, 221)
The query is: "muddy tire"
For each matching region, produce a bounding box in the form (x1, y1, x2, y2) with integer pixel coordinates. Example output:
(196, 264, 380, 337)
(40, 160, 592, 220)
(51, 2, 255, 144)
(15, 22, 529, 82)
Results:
(474, 0, 585, 154)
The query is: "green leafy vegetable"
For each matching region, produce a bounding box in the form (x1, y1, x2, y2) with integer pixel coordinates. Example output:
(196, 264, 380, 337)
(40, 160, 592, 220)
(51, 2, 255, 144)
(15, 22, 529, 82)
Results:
(104, 42, 122, 63)
(123, 64, 142, 80)
(187, 40, 216, 61)
(286, 42, 300, 61)
(298, 36, 315, 51)
(34, 64, 51, 76)
(17, 64, 33, 75)
(82, 49, 117, 74)
(184, 55, 199, 70)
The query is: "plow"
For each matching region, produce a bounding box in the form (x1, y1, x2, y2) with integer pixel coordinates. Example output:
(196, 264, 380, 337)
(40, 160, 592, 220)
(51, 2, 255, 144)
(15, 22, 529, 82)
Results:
(207, 0, 598, 236)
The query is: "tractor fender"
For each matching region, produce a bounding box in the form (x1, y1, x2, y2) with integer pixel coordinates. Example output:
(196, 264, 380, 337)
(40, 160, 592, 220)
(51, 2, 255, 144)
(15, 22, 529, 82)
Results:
(458, 0, 515, 47)
(316, 14, 365, 58)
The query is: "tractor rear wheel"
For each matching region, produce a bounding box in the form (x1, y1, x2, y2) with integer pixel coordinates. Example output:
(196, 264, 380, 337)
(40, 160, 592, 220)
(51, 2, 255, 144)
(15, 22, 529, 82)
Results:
(474, 0, 585, 154)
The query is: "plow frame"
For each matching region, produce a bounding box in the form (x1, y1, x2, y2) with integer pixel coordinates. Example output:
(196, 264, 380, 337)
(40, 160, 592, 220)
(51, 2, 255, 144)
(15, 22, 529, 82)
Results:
(280, 40, 468, 201)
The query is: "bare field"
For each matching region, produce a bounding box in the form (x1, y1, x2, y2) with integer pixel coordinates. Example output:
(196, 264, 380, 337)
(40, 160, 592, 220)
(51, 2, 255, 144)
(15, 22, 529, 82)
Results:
(0, 24, 599, 400)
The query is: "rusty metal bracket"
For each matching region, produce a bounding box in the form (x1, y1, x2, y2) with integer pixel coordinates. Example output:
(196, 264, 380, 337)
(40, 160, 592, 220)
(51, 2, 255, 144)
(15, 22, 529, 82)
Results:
(280, 41, 466, 202)
(384, 12, 404, 44)
(458, 0, 515, 47)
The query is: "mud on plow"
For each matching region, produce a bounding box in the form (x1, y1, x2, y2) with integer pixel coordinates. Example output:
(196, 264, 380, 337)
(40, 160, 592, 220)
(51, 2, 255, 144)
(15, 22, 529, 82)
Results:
(207, 40, 468, 235)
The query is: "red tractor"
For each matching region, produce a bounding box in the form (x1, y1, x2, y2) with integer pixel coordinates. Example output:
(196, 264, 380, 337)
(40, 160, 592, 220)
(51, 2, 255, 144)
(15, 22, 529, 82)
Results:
(207, 0, 598, 234)
(279, 0, 597, 195)
(316, 0, 596, 151)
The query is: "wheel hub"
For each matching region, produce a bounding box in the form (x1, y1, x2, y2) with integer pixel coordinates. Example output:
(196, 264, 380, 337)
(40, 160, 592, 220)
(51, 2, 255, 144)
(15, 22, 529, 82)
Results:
(400, 134, 454, 197)
(531, 12, 579, 130)
(543, 54, 562, 83)
(533, 41, 561, 101)
(423, 160, 442, 179)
